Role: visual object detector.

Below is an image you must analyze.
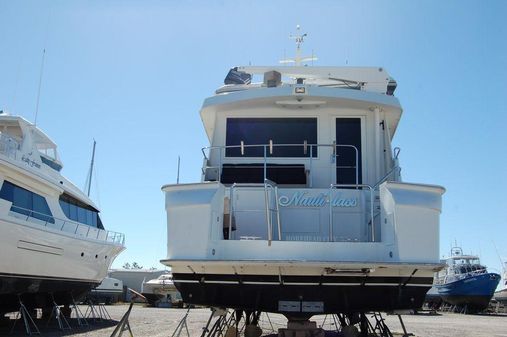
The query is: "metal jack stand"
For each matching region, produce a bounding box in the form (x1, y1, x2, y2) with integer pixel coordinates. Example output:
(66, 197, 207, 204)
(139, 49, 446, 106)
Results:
(70, 295, 89, 327)
(170, 307, 191, 337)
(85, 299, 111, 322)
(97, 302, 112, 320)
(319, 314, 341, 333)
(46, 297, 71, 331)
(371, 313, 393, 337)
(259, 312, 275, 334)
(200, 308, 244, 337)
(10, 297, 41, 335)
(397, 315, 413, 337)
(110, 302, 134, 337)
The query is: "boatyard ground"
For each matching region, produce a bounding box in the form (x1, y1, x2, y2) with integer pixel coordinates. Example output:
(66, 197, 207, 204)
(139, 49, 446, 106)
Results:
(2, 305, 507, 337)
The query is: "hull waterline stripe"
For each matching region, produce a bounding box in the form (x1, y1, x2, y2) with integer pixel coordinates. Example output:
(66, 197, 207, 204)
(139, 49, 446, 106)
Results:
(175, 280, 431, 287)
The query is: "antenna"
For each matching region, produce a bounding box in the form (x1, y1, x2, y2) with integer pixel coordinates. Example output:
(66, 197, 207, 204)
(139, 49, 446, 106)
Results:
(493, 241, 506, 273)
(85, 140, 97, 197)
(176, 156, 181, 184)
(34, 49, 46, 126)
(279, 25, 318, 66)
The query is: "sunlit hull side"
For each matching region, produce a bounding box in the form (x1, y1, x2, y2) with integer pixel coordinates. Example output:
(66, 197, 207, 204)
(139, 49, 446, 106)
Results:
(0, 217, 124, 314)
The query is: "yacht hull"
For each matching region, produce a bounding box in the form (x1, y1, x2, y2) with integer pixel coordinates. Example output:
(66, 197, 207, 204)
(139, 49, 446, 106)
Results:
(165, 260, 436, 317)
(0, 274, 95, 313)
(436, 273, 500, 311)
(174, 274, 431, 316)
(0, 218, 124, 313)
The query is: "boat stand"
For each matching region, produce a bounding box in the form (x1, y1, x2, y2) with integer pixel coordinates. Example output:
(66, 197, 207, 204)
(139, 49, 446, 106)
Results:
(171, 307, 275, 337)
(45, 296, 71, 331)
(257, 312, 276, 334)
(320, 312, 413, 337)
(85, 299, 112, 322)
(319, 313, 341, 333)
(199, 308, 254, 337)
(109, 302, 134, 337)
(70, 295, 89, 327)
(170, 307, 191, 337)
(199, 307, 232, 337)
(10, 297, 41, 336)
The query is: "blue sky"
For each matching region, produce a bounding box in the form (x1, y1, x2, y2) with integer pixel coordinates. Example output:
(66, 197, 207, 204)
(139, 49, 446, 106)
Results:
(0, 1, 506, 278)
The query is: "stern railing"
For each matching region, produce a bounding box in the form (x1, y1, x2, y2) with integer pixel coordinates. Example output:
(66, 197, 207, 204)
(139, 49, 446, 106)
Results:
(202, 143, 359, 187)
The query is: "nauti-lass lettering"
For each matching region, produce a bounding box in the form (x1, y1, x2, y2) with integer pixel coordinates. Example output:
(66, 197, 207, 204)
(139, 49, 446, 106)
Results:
(278, 191, 357, 207)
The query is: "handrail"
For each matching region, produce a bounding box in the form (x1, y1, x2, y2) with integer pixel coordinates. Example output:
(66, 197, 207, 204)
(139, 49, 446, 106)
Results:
(438, 268, 488, 285)
(329, 184, 375, 242)
(264, 179, 281, 246)
(202, 143, 360, 186)
(7, 205, 125, 245)
(373, 165, 401, 189)
(228, 182, 378, 244)
(228, 180, 281, 245)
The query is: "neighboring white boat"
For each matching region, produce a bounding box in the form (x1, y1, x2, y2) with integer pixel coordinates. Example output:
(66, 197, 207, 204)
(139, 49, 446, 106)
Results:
(89, 277, 123, 304)
(141, 273, 182, 306)
(494, 262, 507, 305)
(161, 35, 445, 322)
(0, 112, 125, 314)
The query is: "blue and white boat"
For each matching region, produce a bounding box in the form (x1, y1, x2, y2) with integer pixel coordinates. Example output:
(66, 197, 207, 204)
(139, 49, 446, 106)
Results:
(433, 247, 500, 311)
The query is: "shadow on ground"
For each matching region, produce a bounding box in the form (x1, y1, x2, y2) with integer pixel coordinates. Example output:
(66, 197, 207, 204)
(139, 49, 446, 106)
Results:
(0, 317, 118, 336)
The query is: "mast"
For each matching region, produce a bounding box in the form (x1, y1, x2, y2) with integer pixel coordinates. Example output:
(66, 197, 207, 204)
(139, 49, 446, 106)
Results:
(34, 49, 46, 126)
(86, 140, 96, 197)
(176, 156, 180, 184)
(279, 25, 317, 66)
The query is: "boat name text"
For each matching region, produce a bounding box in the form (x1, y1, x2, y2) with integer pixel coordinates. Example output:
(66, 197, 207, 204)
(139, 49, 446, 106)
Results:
(22, 155, 41, 169)
(279, 192, 357, 208)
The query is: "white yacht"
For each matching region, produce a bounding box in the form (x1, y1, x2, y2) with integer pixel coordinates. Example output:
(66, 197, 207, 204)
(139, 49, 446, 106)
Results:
(0, 112, 125, 314)
(161, 37, 445, 320)
(89, 276, 123, 304)
(141, 273, 182, 306)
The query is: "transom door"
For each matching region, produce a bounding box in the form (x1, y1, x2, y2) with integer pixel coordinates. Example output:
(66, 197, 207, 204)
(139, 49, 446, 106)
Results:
(335, 118, 362, 185)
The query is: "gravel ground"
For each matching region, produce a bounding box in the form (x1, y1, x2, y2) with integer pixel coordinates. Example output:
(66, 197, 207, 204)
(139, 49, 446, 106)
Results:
(1, 304, 506, 337)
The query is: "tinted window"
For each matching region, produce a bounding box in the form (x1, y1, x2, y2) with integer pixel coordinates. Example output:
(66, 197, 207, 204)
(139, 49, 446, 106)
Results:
(33, 194, 53, 222)
(86, 209, 93, 226)
(0, 180, 54, 223)
(58, 193, 103, 229)
(77, 206, 86, 224)
(40, 156, 62, 172)
(226, 118, 318, 157)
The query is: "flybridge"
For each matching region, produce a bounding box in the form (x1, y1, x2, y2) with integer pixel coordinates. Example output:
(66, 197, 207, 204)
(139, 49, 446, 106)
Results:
(220, 65, 398, 96)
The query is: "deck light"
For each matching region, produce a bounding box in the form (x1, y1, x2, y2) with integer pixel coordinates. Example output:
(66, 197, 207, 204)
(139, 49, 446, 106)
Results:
(295, 87, 306, 94)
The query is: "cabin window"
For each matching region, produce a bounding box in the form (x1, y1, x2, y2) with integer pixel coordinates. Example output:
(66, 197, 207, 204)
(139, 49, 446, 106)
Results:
(225, 118, 318, 157)
(0, 180, 54, 223)
(40, 156, 62, 172)
(59, 193, 104, 229)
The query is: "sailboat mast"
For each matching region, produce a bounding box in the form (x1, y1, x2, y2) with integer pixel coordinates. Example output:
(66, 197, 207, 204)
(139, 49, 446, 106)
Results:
(86, 140, 96, 197)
